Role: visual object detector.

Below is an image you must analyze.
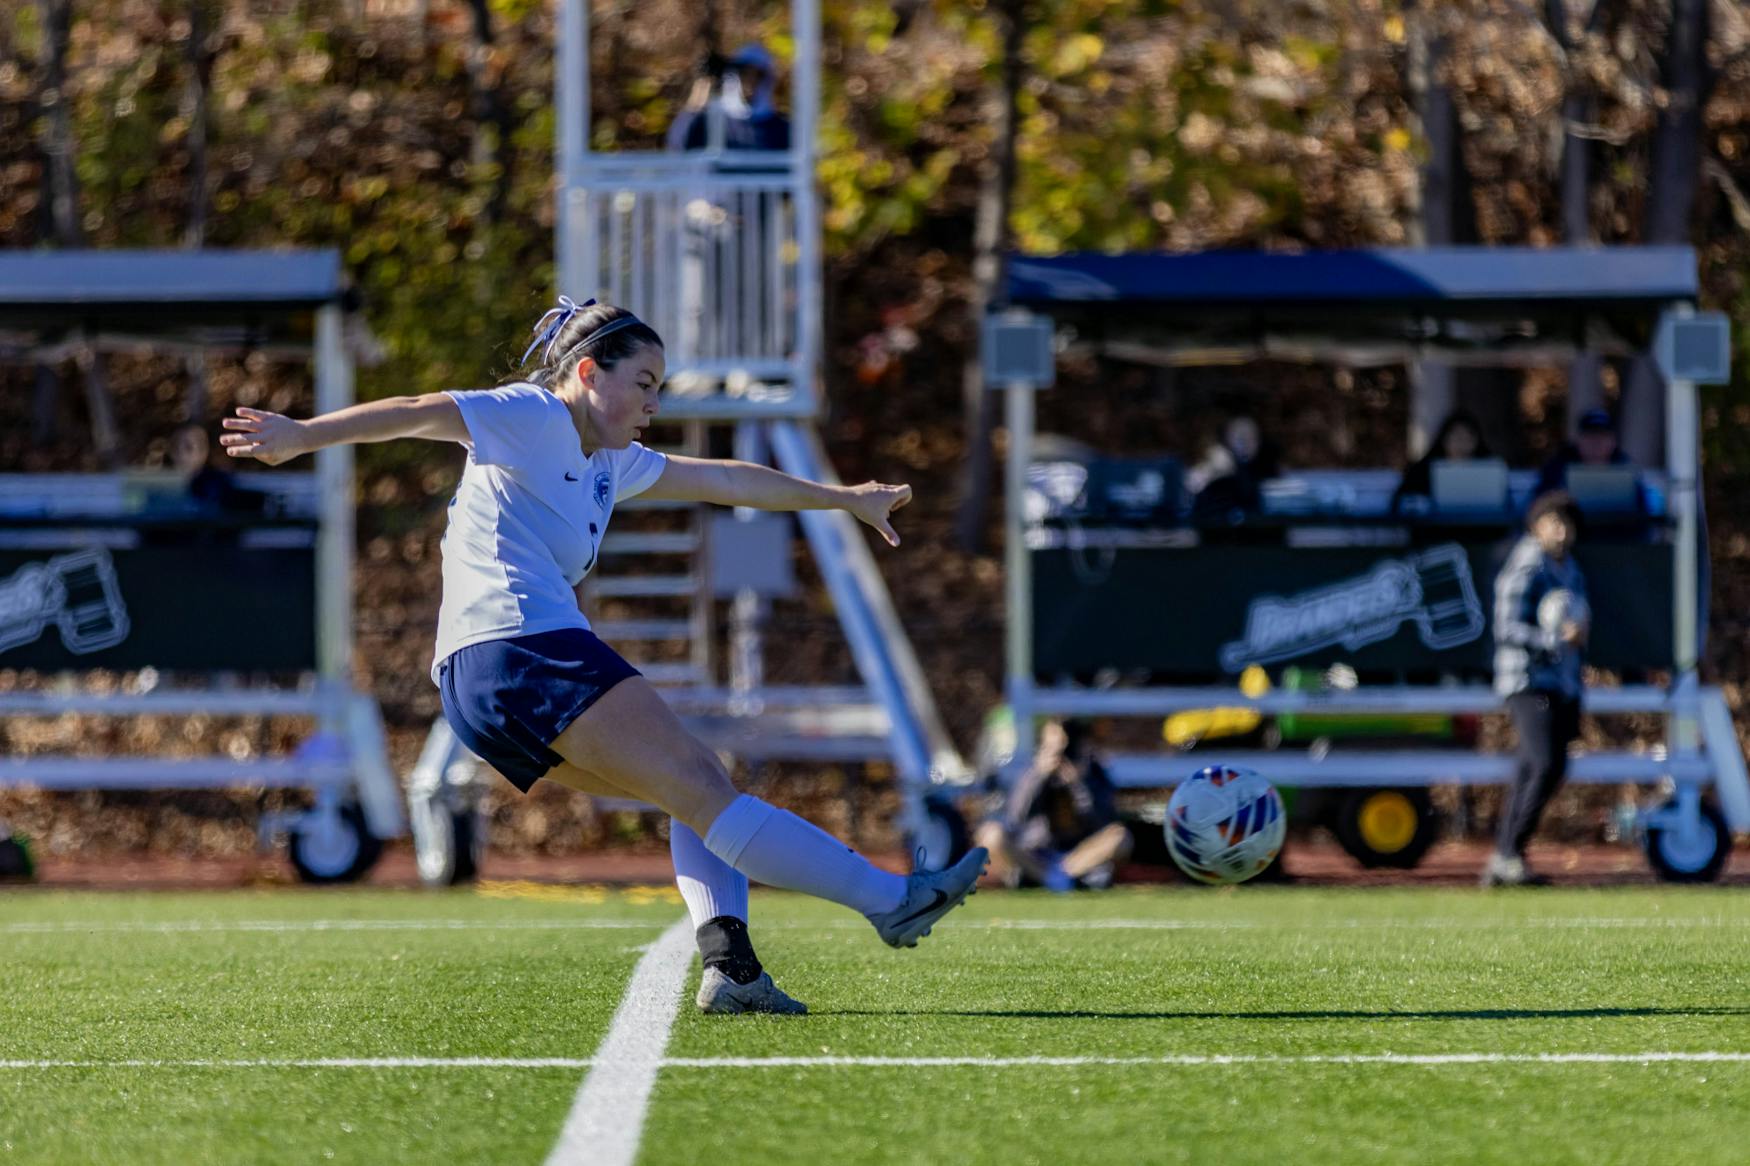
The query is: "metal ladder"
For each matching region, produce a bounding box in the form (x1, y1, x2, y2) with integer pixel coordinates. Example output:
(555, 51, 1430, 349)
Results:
(582, 419, 714, 688)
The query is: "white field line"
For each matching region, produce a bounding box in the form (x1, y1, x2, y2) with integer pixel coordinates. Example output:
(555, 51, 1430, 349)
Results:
(545, 918, 693, 1166)
(0, 919, 663, 935)
(661, 1053, 1750, 1068)
(4, 1052, 1750, 1070)
(1, 916, 1736, 937)
(0, 1058, 599, 1069)
(766, 917, 1741, 932)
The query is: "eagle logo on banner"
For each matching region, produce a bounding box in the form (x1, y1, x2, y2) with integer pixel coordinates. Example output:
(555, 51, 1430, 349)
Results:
(0, 548, 131, 657)
(1219, 543, 1483, 671)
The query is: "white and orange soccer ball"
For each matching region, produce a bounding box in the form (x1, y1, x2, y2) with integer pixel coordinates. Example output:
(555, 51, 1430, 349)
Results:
(1164, 764, 1286, 885)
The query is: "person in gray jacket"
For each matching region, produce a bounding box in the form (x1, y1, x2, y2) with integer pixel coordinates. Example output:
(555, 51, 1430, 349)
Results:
(1485, 490, 1588, 886)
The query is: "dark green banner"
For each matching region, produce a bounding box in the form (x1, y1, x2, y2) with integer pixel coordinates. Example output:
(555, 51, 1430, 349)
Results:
(0, 538, 316, 671)
(1033, 539, 1673, 679)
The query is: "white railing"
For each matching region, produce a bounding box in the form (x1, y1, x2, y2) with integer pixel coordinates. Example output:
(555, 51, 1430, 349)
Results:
(557, 0, 820, 414)
(561, 157, 812, 395)
(1028, 683, 1750, 833)
(0, 472, 319, 519)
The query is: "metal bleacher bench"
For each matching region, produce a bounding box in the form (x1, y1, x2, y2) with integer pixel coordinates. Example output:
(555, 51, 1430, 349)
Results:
(1026, 685, 1743, 814)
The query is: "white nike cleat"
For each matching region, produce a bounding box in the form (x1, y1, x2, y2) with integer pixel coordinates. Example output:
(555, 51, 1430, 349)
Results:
(865, 847, 989, 949)
(695, 967, 809, 1016)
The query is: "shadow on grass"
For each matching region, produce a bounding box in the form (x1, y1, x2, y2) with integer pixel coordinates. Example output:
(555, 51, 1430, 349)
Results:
(814, 1007, 1750, 1022)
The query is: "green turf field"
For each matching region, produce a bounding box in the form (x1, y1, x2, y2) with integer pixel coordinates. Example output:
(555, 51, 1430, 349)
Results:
(3, 884, 1748, 1165)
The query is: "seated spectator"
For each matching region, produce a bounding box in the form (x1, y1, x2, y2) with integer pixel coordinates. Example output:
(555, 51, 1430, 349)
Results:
(172, 422, 266, 514)
(974, 719, 1132, 892)
(1534, 408, 1645, 510)
(1188, 415, 1280, 522)
(666, 44, 791, 153)
(1392, 410, 1491, 515)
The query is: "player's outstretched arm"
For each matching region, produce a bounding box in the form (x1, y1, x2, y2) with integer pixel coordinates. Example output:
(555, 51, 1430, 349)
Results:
(220, 394, 468, 466)
(643, 455, 912, 547)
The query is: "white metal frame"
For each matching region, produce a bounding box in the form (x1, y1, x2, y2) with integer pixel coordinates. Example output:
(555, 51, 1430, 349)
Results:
(557, 0, 821, 415)
(1000, 301, 1744, 849)
(0, 299, 404, 860)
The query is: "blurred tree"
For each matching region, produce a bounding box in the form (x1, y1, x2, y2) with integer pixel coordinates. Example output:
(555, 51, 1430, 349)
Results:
(461, 0, 515, 227)
(1405, 0, 1517, 463)
(33, 0, 120, 467)
(30, 0, 78, 450)
(1544, 0, 1614, 429)
(34, 0, 79, 248)
(1620, 0, 1713, 467)
(953, 0, 1023, 554)
(181, 0, 221, 421)
(181, 0, 217, 250)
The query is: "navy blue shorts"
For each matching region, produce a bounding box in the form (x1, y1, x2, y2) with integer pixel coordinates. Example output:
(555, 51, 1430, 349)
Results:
(438, 628, 641, 793)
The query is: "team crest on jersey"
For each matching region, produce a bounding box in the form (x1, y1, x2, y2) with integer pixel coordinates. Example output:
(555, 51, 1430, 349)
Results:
(593, 471, 613, 509)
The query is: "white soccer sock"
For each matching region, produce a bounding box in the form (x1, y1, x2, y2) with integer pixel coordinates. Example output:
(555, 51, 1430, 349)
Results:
(669, 818, 748, 927)
(703, 794, 907, 916)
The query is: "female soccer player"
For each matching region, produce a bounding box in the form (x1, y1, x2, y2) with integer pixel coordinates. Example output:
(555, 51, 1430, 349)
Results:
(222, 296, 987, 1015)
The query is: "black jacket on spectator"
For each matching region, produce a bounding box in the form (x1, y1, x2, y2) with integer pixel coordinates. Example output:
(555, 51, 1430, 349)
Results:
(1003, 750, 1121, 853)
(1534, 444, 1645, 512)
(667, 106, 790, 152)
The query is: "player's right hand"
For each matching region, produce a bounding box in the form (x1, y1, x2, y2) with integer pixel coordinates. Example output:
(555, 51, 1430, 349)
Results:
(220, 407, 310, 466)
(844, 481, 911, 548)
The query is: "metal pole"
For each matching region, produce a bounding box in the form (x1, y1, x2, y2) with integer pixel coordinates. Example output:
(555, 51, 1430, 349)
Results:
(1666, 344, 1701, 755)
(792, 0, 822, 411)
(314, 303, 354, 698)
(1004, 379, 1036, 768)
(729, 420, 768, 715)
(556, 0, 588, 295)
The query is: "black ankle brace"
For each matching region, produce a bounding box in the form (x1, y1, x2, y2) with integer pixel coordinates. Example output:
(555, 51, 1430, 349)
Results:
(696, 916, 763, 986)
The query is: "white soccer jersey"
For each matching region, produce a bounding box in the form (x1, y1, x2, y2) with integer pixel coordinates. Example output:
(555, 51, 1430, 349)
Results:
(429, 382, 667, 682)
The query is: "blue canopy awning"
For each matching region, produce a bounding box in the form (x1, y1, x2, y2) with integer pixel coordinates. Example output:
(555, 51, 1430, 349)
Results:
(1004, 245, 1697, 364)
(0, 249, 349, 343)
(1009, 246, 1697, 306)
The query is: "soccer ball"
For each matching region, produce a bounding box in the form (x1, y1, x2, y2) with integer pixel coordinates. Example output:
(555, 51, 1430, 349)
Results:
(1164, 764, 1286, 885)
(1537, 588, 1589, 638)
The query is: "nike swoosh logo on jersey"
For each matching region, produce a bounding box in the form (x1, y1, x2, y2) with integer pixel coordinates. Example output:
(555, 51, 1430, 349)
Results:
(890, 890, 948, 927)
(564, 472, 578, 481)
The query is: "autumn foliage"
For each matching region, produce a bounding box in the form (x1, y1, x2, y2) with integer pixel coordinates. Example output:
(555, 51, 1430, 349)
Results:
(1, 0, 1748, 857)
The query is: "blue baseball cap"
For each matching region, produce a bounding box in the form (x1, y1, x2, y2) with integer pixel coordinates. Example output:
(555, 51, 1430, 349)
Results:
(726, 45, 775, 74)
(1577, 408, 1615, 433)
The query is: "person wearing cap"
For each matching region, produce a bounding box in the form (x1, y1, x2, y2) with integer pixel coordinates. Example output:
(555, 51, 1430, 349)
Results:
(1534, 408, 1647, 512)
(1485, 490, 1589, 886)
(666, 43, 792, 153)
(664, 43, 792, 360)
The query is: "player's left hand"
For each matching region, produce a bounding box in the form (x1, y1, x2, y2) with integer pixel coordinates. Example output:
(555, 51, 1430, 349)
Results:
(845, 481, 912, 548)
